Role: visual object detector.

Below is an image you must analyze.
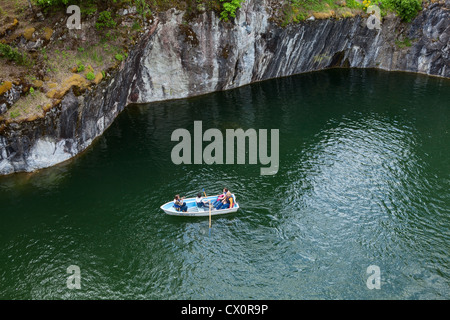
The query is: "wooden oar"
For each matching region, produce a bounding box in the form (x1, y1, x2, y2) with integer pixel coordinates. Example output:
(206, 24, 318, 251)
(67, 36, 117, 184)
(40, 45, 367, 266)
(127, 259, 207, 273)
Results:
(208, 200, 212, 237)
(203, 189, 212, 236)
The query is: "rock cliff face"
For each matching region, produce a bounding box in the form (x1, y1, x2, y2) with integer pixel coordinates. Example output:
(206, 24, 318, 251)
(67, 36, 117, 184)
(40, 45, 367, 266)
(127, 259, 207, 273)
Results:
(1, 1, 449, 175)
(128, 1, 449, 104)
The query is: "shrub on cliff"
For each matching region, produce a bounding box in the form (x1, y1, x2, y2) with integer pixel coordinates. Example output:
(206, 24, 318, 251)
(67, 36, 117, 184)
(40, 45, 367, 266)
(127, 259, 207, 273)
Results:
(86, 72, 95, 81)
(0, 43, 32, 66)
(219, 0, 245, 21)
(95, 10, 117, 30)
(34, 0, 71, 7)
(383, 0, 422, 22)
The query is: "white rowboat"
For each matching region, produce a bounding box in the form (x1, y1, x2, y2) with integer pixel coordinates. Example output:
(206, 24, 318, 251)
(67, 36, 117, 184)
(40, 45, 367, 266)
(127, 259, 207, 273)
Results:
(160, 194, 239, 217)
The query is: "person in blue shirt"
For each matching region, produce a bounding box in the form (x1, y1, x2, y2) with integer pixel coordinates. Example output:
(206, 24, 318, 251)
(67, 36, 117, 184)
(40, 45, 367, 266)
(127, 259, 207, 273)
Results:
(215, 191, 234, 210)
(213, 188, 228, 208)
(174, 194, 188, 212)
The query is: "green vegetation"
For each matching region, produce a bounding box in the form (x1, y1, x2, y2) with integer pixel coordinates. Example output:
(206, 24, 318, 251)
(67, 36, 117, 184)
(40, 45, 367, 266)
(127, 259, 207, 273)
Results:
(40, 48, 48, 60)
(95, 10, 117, 30)
(293, 0, 336, 12)
(357, 0, 423, 21)
(34, 0, 70, 7)
(10, 110, 21, 118)
(77, 63, 85, 72)
(80, 3, 97, 16)
(384, 0, 422, 22)
(115, 53, 124, 61)
(219, 0, 245, 21)
(86, 71, 95, 81)
(345, 0, 362, 9)
(135, 0, 152, 20)
(395, 37, 413, 48)
(31, 0, 422, 26)
(280, 0, 422, 26)
(0, 43, 32, 66)
(132, 20, 142, 31)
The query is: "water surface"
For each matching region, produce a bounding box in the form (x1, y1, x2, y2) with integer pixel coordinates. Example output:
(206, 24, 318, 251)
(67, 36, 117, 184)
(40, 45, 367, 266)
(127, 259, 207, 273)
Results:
(1, 69, 449, 299)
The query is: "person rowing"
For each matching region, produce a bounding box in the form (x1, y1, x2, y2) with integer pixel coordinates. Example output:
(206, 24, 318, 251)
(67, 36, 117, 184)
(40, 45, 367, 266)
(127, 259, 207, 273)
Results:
(195, 193, 210, 208)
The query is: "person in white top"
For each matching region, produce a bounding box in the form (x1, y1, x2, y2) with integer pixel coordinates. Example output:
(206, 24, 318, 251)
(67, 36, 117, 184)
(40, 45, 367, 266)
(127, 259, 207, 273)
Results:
(196, 193, 210, 208)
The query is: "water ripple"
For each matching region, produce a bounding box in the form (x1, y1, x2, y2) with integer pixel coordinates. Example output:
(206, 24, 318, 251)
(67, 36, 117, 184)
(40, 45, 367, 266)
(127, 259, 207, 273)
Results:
(1, 69, 449, 299)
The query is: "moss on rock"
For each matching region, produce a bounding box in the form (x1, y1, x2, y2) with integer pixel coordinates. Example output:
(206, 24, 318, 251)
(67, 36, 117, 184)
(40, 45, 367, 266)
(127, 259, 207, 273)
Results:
(0, 81, 12, 95)
(23, 27, 35, 41)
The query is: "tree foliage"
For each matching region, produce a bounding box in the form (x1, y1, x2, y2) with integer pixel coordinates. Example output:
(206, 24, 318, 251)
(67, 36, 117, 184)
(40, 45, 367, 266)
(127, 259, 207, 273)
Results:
(388, 0, 422, 22)
(219, 0, 245, 21)
(34, 0, 71, 7)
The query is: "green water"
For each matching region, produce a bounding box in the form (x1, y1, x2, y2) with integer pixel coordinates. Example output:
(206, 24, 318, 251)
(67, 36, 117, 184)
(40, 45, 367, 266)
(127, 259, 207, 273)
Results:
(0, 69, 449, 299)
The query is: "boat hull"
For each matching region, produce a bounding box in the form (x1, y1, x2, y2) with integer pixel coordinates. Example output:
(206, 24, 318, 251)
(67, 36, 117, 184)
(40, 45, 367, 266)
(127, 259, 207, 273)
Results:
(160, 195, 239, 217)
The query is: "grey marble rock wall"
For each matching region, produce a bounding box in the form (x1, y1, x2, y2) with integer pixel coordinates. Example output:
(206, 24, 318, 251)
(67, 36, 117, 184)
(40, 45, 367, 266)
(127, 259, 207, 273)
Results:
(0, 1, 448, 175)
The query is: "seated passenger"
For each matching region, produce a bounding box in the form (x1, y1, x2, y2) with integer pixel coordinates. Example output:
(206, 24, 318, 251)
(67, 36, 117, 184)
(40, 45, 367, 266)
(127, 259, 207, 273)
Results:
(174, 194, 188, 212)
(215, 191, 234, 210)
(213, 188, 229, 208)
